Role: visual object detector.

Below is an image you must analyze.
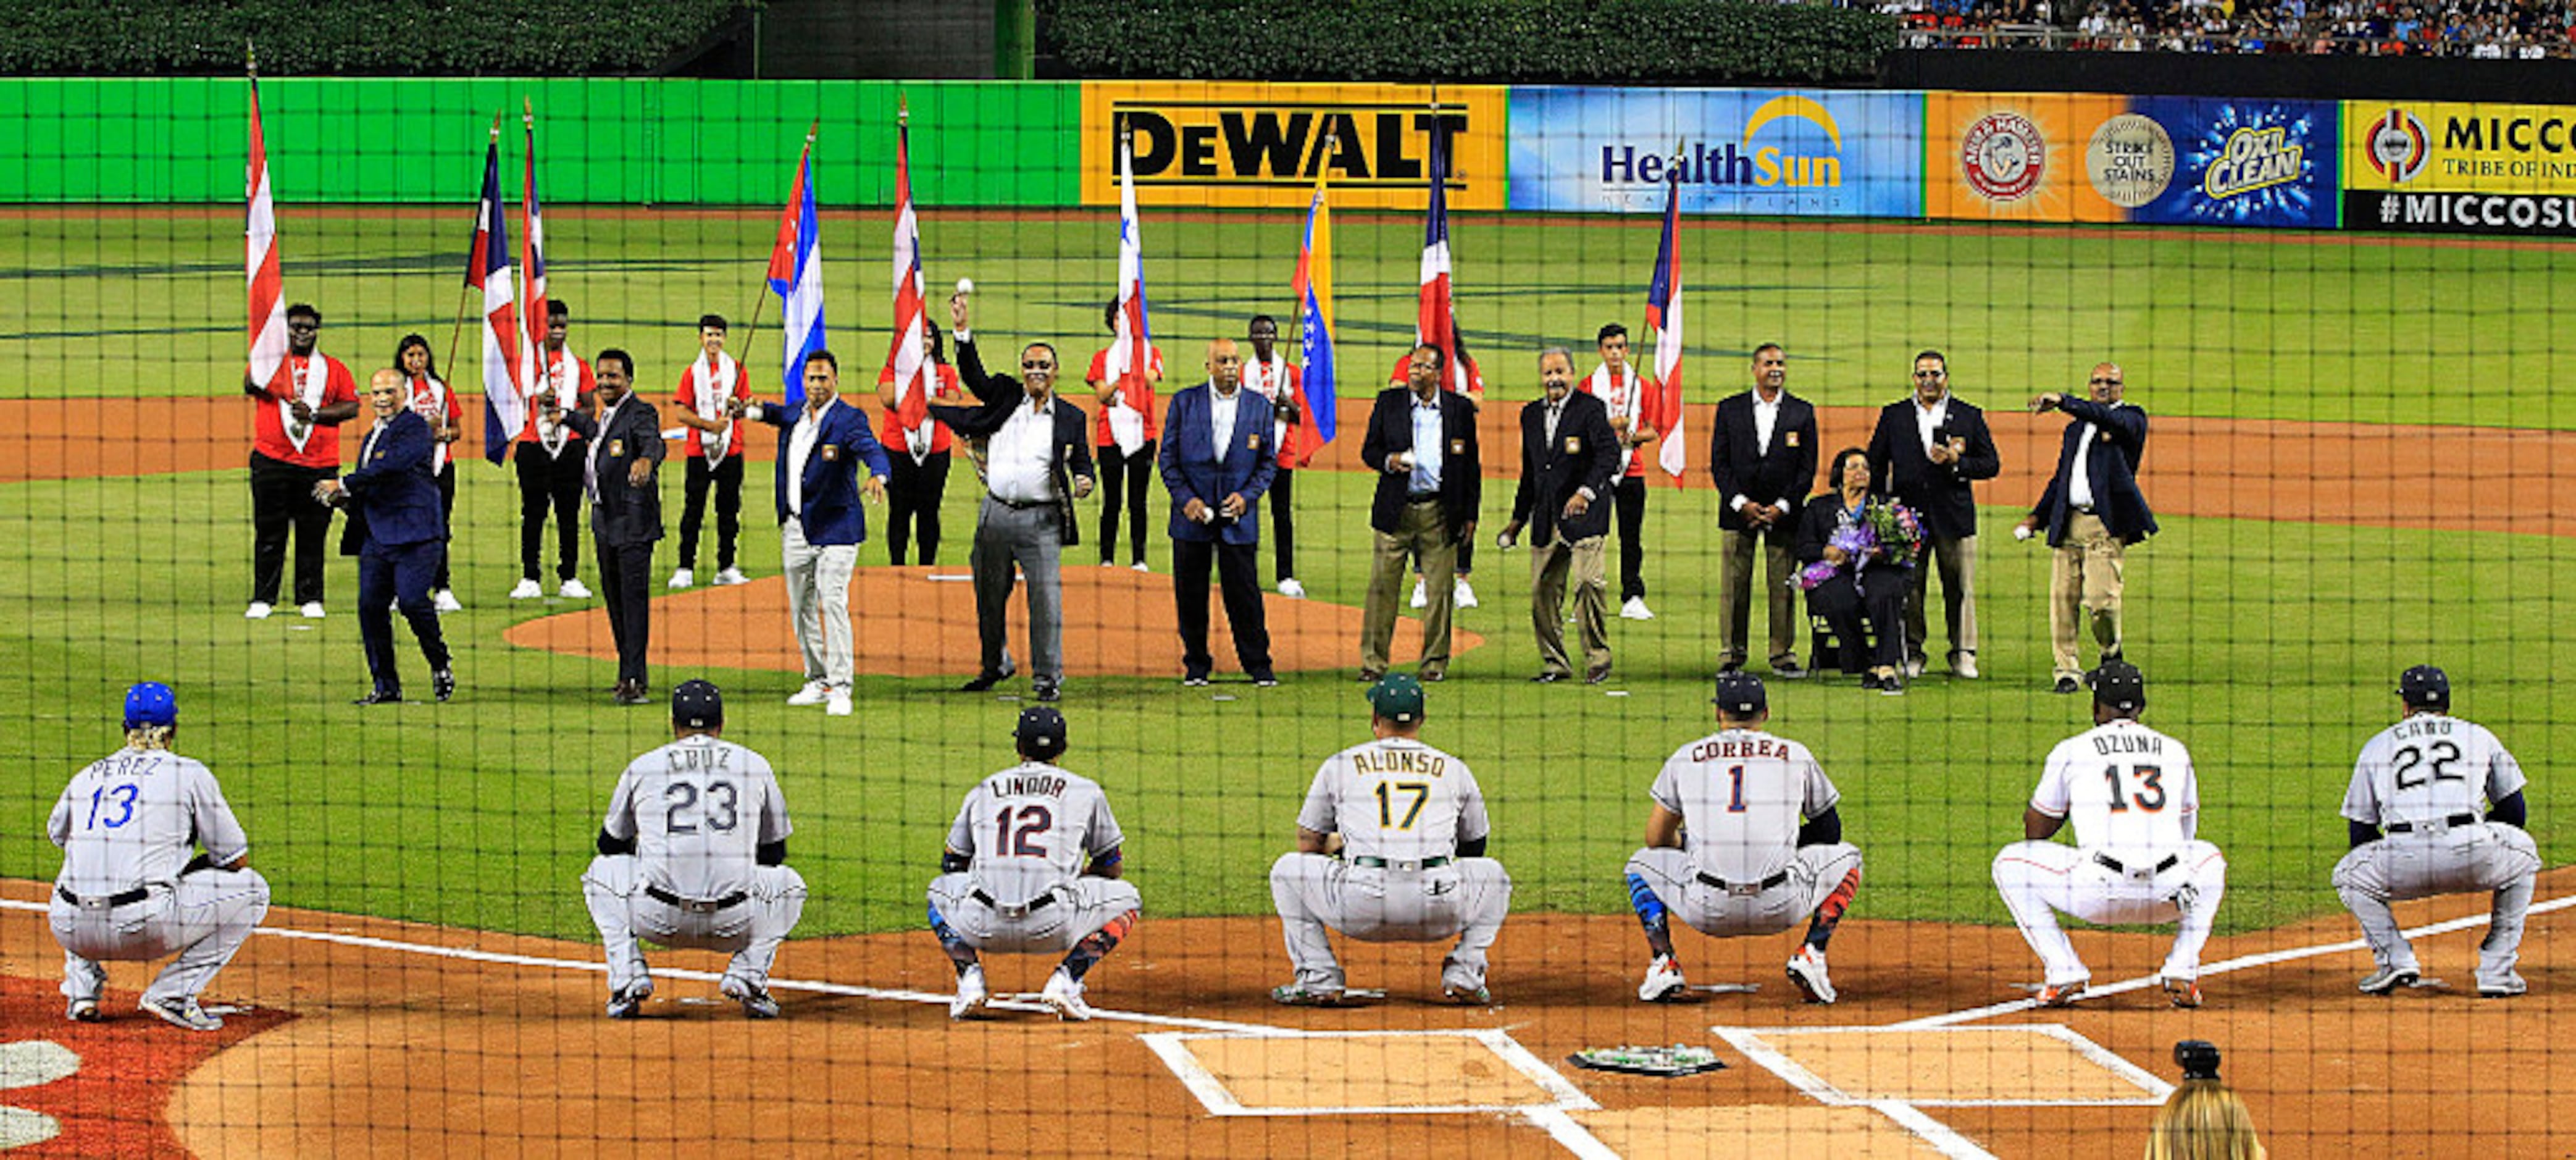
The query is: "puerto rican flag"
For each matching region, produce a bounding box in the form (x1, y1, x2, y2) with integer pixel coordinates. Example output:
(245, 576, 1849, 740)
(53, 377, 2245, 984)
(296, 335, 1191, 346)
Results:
(1416, 122, 1481, 399)
(517, 103, 550, 442)
(468, 123, 525, 466)
(245, 73, 288, 393)
(1102, 129, 1155, 424)
(1644, 159, 1687, 484)
(1289, 175, 1337, 461)
(884, 113, 929, 434)
(768, 122, 825, 410)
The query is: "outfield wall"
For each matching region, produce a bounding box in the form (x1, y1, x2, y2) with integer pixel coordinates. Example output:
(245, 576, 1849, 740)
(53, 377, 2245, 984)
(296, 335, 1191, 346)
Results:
(6, 77, 2573, 236)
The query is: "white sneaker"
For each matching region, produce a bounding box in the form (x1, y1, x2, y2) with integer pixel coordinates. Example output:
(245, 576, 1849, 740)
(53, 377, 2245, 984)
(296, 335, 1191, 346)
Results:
(667, 568, 695, 590)
(299, 601, 327, 620)
(1278, 577, 1307, 599)
(1410, 579, 1429, 609)
(713, 566, 751, 586)
(826, 691, 853, 717)
(1453, 578, 1478, 609)
(1620, 596, 1656, 621)
(432, 589, 463, 613)
(509, 578, 544, 600)
(1787, 944, 1837, 1004)
(1040, 968, 1093, 1022)
(558, 578, 593, 599)
(1639, 955, 1687, 1002)
(1952, 653, 1981, 679)
(1099, 559, 1118, 568)
(1131, 561, 1150, 574)
(244, 602, 274, 620)
(787, 680, 830, 707)
(949, 964, 989, 1021)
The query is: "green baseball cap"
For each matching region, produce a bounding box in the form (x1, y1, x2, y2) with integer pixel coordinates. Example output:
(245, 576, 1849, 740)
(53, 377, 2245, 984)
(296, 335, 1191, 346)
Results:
(1366, 673, 1426, 723)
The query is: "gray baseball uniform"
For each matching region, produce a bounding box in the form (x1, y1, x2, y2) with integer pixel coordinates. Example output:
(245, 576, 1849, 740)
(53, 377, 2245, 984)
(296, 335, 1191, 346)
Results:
(47, 746, 271, 1011)
(1624, 728, 1863, 937)
(2333, 712, 2538, 988)
(580, 734, 806, 996)
(1269, 735, 1513, 994)
(927, 760, 1140, 953)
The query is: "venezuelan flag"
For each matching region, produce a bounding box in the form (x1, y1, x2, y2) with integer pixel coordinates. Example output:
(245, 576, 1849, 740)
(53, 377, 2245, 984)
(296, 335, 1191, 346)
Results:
(1290, 177, 1336, 460)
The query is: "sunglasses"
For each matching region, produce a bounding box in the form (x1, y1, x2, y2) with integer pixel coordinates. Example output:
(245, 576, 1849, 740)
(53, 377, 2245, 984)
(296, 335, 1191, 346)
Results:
(1021, 359, 1055, 370)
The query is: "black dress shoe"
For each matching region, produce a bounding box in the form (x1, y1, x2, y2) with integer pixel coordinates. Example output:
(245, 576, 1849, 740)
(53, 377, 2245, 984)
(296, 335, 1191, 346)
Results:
(616, 684, 651, 706)
(1250, 672, 1279, 687)
(433, 669, 456, 703)
(353, 689, 402, 705)
(1860, 671, 1884, 691)
(1182, 673, 1211, 687)
(1531, 671, 1569, 684)
(960, 671, 1005, 692)
(1585, 668, 1613, 685)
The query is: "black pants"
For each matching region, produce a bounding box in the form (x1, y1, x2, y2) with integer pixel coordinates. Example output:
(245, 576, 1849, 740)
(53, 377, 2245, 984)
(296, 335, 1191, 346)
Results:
(432, 466, 456, 591)
(1174, 537, 1273, 679)
(885, 449, 951, 566)
(1805, 570, 1906, 676)
(596, 534, 656, 687)
(678, 455, 743, 573)
(357, 539, 451, 694)
(1096, 440, 1155, 566)
(1612, 474, 1648, 602)
(515, 443, 585, 582)
(248, 452, 334, 606)
(1268, 468, 1297, 582)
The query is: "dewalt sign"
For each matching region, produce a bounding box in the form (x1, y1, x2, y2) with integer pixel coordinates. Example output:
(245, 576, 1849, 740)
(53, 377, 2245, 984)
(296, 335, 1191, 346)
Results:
(1080, 83, 1507, 210)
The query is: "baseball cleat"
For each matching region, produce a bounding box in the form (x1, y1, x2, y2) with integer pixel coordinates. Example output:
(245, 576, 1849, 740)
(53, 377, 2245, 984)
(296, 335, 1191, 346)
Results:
(604, 979, 653, 1019)
(1638, 955, 1687, 1002)
(1442, 982, 1492, 1006)
(1040, 969, 1092, 1021)
(721, 977, 780, 1020)
(787, 680, 830, 707)
(2478, 973, 2528, 999)
(949, 965, 989, 1021)
(2036, 981, 2087, 1007)
(141, 994, 222, 1032)
(558, 578, 593, 599)
(2357, 965, 2421, 995)
(1271, 982, 1349, 1007)
(2162, 977, 2203, 1008)
(65, 997, 98, 1023)
(1787, 946, 1837, 1004)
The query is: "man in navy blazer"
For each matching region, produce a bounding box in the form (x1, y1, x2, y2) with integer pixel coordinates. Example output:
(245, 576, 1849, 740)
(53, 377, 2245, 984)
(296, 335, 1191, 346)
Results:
(734, 351, 890, 717)
(1499, 348, 1619, 684)
(1865, 350, 2001, 679)
(2015, 362, 2156, 694)
(318, 369, 453, 705)
(1158, 338, 1278, 686)
(1359, 345, 1482, 683)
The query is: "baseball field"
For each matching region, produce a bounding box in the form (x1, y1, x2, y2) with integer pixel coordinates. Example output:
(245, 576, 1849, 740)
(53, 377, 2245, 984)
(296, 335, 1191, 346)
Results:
(2, 204, 2571, 1156)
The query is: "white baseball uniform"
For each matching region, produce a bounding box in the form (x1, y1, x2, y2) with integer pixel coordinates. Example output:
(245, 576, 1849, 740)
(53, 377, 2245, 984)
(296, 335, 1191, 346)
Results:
(2331, 712, 2538, 987)
(1269, 736, 1513, 993)
(1992, 718, 2228, 987)
(927, 761, 1140, 954)
(47, 746, 272, 1010)
(580, 734, 806, 996)
(1624, 728, 1863, 938)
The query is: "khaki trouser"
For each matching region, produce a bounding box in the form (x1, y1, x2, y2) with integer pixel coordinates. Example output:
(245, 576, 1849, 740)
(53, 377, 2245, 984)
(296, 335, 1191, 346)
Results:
(1362, 498, 1457, 678)
(1903, 534, 1979, 664)
(2049, 513, 2125, 681)
(1717, 527, 1799, 669)
(1532, 533, 1611, 678)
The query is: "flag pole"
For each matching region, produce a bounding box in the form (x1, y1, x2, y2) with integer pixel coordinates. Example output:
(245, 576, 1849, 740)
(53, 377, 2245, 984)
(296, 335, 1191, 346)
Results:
(739, 118, 817, 394)
(442, 112, 500, 392)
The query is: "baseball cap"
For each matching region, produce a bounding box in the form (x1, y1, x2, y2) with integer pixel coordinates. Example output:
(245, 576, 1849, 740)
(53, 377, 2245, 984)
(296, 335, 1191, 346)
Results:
(123, 681, 176, 729)
(670, 679, 724, 729)
(1015, 705, 1068, 759)
(2086, 660, 2146, 712)
(1367, 673, 1427, 725)
(2398, 665, 2450, 709)
(1711, 671, 1767, 715)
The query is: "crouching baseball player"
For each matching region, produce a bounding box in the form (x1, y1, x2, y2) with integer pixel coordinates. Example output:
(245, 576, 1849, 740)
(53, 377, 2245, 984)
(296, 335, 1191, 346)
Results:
(1993, 660, 2226, 1007)
(2334, 666, 2539, 999)
(1626, 673, 1862, 1005)
(929, 707, 1140, 1022)
(581, 680, 806, 1019)
(48, 683, 271, 1031)
(1270, 674, 1513, 1006)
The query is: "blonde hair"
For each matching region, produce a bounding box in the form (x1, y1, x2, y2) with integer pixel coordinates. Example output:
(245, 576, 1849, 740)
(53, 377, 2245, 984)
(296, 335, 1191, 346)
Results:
(2144, 1080, 2264, 1160)
(124, 725, 174, 750)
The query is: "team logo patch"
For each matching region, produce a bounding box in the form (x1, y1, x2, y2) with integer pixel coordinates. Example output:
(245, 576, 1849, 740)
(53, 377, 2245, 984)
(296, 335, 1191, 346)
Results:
(1450, 439, 1466, 455)
(821, 443, 840, 461)
(2367, 108, 2431, 183)
(1565, 436, 1583, 453)
(1249, 434, 1261, 450)
(608, 439, 624, 456)
(1786, 431, 1800, 447)
(1962, 111, 2046, 203)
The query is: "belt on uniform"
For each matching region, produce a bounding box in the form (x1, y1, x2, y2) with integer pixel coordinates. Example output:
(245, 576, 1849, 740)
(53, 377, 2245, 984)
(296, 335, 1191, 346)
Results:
(1407, 492, 1440, 503)
(2070, 504, 2097, 515)
(1697, 869, 1791, 895)
(990, 495, 1053, 511)
(970, 889, 1056, 918)
(2093, 852, 2180, 876)
(645, 885, 748, 914)
(56, 886, 150, 910)
(1354, 855, 1450, 870)
(2388, 813, 2479, 834)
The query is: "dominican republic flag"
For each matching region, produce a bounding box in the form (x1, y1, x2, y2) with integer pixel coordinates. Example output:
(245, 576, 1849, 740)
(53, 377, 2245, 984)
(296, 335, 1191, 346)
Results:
(767, 122, 825, 410)
(1102, 130, 1154, 418)
(1416, 123, 1481, 398)
(884, 114, 929, 432)
(245, 73, 288, 393)
(468, 124, 525, 465)
(1643, 159, 1687, 484)
(1289, 175, 1337, 462)
(517, 104, 550, 441)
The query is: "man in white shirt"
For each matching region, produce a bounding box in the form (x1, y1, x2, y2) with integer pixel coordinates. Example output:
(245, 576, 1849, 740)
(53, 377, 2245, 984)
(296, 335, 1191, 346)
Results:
(1992, 661, 2227, 1007)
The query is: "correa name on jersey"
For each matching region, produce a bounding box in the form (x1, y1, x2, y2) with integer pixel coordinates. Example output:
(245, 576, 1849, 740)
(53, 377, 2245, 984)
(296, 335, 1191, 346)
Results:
(2091, 732, 2167, 756)
(1689, 736, 1795, 763)
(991, 773, 1070, 798)
(1352, 749, 1449, 777)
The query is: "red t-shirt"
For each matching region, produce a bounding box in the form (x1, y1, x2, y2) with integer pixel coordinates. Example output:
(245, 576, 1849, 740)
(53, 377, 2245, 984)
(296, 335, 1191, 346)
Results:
(249, 352, 359, 469)
(674, 355, 748, 459)
(1581, 364, 1652, 479)
(1087, 345, 1163, 447)
(1243, 354, 1305, 467)
(874, 362, 960, 455)
(522, 349, 594, 443)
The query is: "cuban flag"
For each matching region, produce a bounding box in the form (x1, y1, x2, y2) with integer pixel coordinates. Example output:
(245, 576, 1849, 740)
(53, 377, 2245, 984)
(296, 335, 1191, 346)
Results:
(518, 103, 550, 434)
(1289, 177, 1337, 460)
(885, 113, 930, 434)
(1416, 124, 1481, 398)
(1644, 158, 1687, 484)
(245, 72, 287, 393)
(468, 124, 525, 466)
(767, 122, 825, 410)
(1101, 129, 1155, 442)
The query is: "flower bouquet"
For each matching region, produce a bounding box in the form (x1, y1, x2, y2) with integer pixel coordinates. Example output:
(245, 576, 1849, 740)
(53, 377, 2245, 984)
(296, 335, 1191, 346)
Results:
(1791, 500, 1925, 592)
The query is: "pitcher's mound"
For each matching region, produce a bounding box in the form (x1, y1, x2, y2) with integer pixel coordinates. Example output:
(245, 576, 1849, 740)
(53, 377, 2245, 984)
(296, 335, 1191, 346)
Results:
(501, 565, 1484, 678)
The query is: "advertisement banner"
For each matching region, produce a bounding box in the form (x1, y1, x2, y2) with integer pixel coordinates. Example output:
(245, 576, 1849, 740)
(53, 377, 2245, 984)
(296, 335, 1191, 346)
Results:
(2343, 190, 2576, 237)
(1507, 88, 1923, 217)
(1078, 82, 1507, 210)
(1930, 93, 2337, 228)
(2345, 102, 2576, 193)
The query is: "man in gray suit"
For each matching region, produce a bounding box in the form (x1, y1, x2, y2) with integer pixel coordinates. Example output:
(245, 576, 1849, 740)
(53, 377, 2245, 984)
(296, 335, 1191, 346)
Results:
(554, 349, 664, 705)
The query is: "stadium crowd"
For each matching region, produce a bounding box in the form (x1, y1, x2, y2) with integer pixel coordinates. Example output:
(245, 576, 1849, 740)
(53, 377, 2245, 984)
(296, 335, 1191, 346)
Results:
(1880, 0, 2575, 55)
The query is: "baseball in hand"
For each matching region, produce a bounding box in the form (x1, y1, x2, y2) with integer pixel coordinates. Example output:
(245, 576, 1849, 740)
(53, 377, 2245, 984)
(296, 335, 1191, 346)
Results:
(2014, 524, 2034, 542)
(955, 277, 974, 295)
